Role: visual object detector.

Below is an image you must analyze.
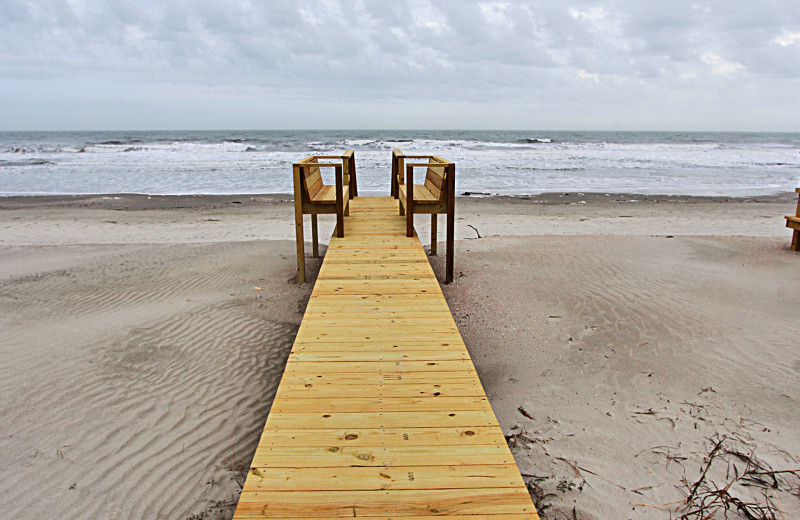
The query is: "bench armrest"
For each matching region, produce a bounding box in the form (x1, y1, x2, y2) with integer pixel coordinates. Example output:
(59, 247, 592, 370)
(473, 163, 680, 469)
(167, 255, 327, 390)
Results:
(293, 162, 343, 169)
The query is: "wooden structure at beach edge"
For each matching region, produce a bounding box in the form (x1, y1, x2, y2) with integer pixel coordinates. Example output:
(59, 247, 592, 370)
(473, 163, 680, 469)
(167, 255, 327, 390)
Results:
(786, 188, 800, 251)
(233, 196, 537, 518)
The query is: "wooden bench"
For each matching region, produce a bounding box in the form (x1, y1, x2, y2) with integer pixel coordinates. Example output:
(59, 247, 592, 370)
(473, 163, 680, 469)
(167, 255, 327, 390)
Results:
(292, 150, 356, 284)
(392, 149, 456, 283)
(786, 188, 800, 251)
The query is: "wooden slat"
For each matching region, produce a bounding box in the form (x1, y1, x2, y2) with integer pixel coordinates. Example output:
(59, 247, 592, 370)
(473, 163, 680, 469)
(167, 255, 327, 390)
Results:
(269, 396, 491, 413)
(276, 371, 482, 386)
(399, 184, 439, 204)
(312, 185, 350, 204)
(233, 197, 537, 519)
(265, 410, 500, 430)
(243, 464, 524, 491)
(256, 426, 504, 447)
(236, 516, 534, 520)
(250, 444, 513, 468)
(274, 381, 485, 398)
(424, 166, 445, 200)
(236, 488, 536, 517)
(287, 349, 470, 362)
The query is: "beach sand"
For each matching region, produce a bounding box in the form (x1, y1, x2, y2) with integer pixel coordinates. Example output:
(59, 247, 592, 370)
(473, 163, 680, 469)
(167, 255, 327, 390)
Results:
(1, 193, 798, 519)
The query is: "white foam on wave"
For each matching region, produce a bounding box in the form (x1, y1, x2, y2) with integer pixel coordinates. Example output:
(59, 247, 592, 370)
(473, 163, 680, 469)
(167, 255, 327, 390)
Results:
(0, 135, 798, 196)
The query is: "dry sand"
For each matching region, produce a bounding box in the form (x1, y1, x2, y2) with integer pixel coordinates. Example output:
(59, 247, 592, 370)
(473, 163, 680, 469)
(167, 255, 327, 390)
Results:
(1, 193, 798, 519)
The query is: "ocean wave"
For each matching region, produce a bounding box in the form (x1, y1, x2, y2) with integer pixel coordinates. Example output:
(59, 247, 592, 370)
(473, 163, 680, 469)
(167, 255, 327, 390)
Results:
(344, 139, 377, 147)
(95, 139, 142, 146)
(0, 158, 54, 167)
(1, 130, 798, 197)
(2, 146, 84, 154)
(517, 138, 553, 144)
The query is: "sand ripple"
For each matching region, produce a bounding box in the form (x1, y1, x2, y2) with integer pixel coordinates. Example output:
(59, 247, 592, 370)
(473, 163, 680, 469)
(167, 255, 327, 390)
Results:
(0, 241, 308, 519)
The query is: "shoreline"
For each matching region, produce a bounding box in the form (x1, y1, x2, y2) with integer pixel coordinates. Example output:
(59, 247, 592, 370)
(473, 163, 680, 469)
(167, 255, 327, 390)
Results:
(0, 191, 796, 210)
(1, 191, 795, 248)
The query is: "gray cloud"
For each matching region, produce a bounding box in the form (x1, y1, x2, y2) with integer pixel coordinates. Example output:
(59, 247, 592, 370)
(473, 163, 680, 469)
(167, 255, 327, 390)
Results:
(1, 0, 799, 129)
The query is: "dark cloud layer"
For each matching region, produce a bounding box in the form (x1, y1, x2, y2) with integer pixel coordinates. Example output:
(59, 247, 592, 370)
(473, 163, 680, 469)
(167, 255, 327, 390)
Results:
(1, 0, 799, 129)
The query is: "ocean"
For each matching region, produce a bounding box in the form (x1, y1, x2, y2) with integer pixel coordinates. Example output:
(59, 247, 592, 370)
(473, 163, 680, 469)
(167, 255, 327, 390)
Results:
(0, 130, 798, 197)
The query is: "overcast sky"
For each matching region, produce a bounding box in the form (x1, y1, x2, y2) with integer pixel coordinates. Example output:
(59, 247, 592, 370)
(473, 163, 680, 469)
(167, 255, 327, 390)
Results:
(1, 0, 799, 131)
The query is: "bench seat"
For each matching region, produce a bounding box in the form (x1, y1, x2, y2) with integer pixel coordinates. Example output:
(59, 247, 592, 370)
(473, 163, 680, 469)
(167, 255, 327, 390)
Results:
(311, 185, 350, 204)
(398, 183, 438, 203)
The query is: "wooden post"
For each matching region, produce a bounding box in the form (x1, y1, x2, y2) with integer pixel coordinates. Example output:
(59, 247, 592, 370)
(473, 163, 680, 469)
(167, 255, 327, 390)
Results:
(350, 153, 357, 197)
(406, 164, 414, 237)
(334, 164, 344, 238)
(445, 163, 455, 284)
(391, 151, 397, 198)
(292, 164, 305, 284)
(430, 214, 437, 256)
(311, 214, 319, 257)
(794, 189, 800, 251)
(344, 150, 357, 198)
(396, 152, 406, 200)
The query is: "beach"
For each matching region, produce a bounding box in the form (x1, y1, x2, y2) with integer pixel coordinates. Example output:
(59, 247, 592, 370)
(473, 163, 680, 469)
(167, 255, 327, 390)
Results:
(1, 193, 799, 519)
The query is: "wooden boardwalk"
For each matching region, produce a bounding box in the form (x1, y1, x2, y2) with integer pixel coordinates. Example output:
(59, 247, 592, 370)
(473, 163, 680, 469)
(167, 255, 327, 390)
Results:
(234, 197, 537, 519)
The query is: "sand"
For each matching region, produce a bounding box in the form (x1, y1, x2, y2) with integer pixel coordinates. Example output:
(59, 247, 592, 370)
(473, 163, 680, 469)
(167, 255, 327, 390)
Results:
(1, 193, 798, 519)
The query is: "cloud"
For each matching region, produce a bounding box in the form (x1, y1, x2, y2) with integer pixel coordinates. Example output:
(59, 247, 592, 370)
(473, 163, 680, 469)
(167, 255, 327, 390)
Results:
(0, 0, 799, 130)
(701, 52, 745, 76)
(773, 31, 800, 46)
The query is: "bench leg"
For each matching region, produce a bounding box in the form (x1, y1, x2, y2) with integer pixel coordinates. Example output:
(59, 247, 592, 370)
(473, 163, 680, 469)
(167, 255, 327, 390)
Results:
(446, 208, 454, 284)
(294, 207, 305, 285)
(793, 229, 799, 251)
(399, 199, 405, 216)
(311, 214, 319, 258)
(430, 214, 437, 256)
(406, 173, 414, 237)
(406, 200, 414, 237)
(445, 164, 455, 284)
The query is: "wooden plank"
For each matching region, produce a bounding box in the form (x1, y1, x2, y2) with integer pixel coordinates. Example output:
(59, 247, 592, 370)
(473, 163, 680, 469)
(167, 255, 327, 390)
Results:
(256, 426, 504, 447)
(297, 317, 457, 329)
(243, 464, 524, 491)
(275, 383, 484, 399)
(265, 410, 500, 429)
(287, 350, 470, 362)
(301, 309, 455, 320)
(289, 339, 465, 350)
(276, 371, 482, 386)
(269, 396, 491, 413)
(250, 445, 515, 468)
(235, 487, 535, 517)
(236, 515, 535, 520)
(292, 332, 466, 344)
(282, 360, 475, 373)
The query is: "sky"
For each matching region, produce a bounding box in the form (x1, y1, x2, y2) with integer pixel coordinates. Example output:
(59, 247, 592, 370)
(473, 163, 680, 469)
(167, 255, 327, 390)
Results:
(1, 0, 800, 131)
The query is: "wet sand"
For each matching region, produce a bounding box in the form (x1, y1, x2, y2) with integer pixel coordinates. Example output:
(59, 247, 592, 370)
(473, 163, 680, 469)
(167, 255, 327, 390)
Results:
(1, 193, 798, 519)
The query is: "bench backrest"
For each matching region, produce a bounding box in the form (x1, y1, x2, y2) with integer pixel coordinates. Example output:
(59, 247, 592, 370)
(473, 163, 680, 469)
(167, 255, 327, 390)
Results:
(301, 158, 323, 201)
(392, 150, 452, 203)
(424, 163, 447, 201)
